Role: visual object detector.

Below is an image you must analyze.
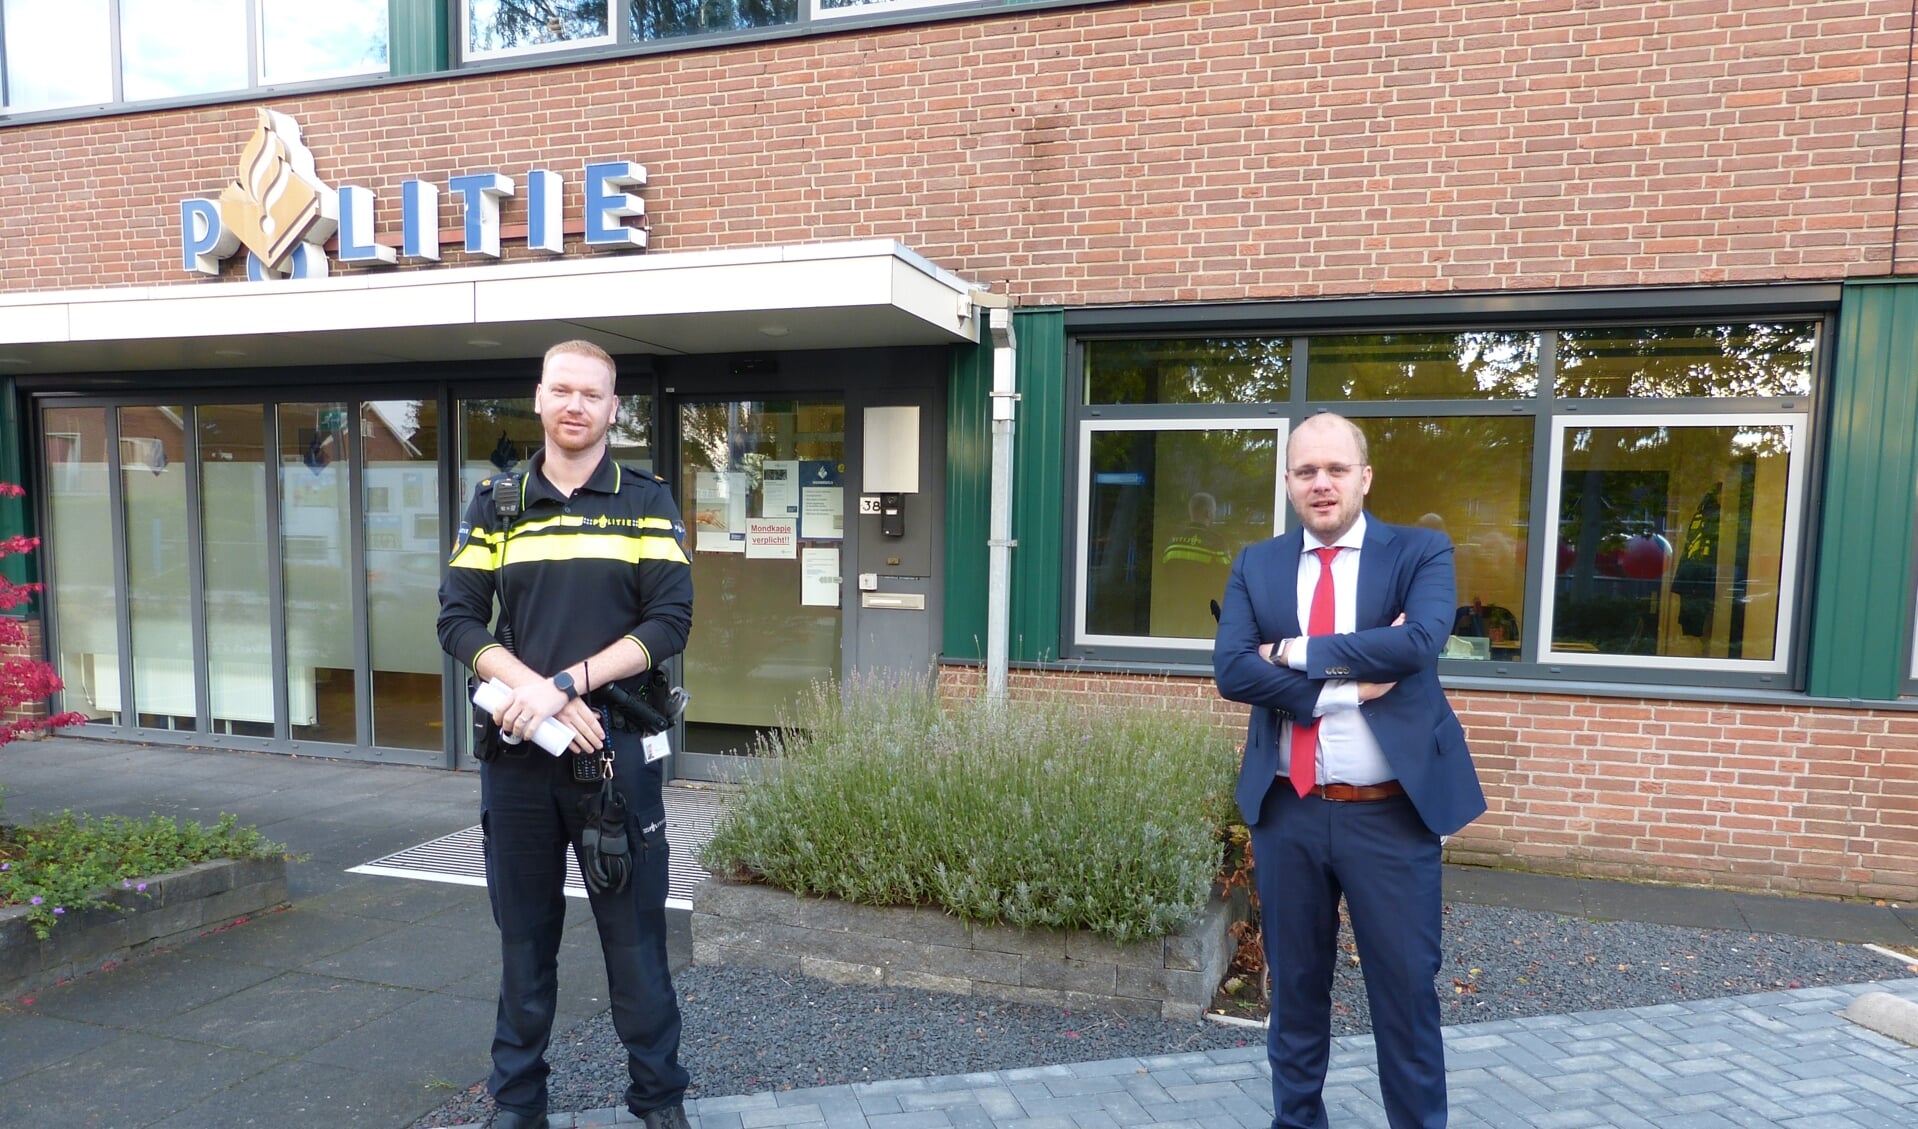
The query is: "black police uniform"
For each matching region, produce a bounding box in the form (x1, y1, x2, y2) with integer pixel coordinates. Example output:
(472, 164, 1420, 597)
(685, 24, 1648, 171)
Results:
(436, 446, 693, 1122)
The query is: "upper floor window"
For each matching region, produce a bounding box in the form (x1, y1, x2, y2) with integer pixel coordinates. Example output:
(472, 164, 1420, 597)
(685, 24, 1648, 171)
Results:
(1, 0, 388, 113)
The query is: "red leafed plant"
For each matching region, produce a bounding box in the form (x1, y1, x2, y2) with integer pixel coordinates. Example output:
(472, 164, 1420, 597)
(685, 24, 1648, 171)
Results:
(0, 483, 87, 745)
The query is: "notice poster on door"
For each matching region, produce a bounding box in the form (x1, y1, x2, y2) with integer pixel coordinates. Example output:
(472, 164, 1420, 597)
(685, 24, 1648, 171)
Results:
(745, 517, 797, 559)
(800, 546, 840, 607)
(694, 471, 747, 553)
(799, 460, 843, 541)
(761, 460, 800, 518)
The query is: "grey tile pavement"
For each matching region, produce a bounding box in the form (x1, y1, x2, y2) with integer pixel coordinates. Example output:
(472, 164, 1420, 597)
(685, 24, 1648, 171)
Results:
(4, 737, 1918, 1129)
(503, 981, 1917, 1129)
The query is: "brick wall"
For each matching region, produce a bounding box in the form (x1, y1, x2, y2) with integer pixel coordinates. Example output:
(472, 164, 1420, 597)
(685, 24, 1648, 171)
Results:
(2, 0, 1914, 303)
(0, 615, 48, 736)
(937, 666, 1918, 903)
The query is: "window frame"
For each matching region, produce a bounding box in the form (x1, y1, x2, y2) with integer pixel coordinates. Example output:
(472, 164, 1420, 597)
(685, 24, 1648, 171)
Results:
(0, 0, 389, 113)
(1536, 409, 1811, 676)
(1059, 294, 1834, 691)
(1071, 414, 1287, 657)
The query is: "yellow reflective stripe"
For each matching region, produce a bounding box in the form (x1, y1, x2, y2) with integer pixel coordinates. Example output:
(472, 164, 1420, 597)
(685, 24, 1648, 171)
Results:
(626, 635, 652, 671)
(502, 532, 690, 566)
(449, 542, 497, 570)
(510, 514, 679, 536)
(471, 642, 502, 667)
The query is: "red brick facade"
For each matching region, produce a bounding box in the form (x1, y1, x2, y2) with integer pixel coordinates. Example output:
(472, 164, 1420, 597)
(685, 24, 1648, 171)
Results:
(938, 667, 1918, 903)
(0, 615, 49, 736)
(7, 0, 1918, 898)
(2, 0, 1915, 300)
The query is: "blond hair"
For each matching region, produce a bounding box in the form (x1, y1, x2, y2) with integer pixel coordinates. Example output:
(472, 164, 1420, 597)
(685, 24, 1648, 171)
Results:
(542, 339, 615, 375)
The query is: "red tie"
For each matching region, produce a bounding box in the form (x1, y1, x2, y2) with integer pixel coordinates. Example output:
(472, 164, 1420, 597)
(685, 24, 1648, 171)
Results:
(1290, 546, 1340, 798)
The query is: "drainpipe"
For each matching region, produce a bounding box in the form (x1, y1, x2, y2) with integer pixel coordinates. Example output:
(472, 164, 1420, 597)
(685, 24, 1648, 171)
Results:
(976, 294, 1018, 704)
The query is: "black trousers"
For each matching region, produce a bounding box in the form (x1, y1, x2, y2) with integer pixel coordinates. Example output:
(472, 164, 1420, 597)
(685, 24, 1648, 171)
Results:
(479, 729, 688, 1116)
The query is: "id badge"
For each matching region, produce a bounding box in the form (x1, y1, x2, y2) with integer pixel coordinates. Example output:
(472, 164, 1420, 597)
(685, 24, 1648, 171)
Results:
(642, 731, 671, 764)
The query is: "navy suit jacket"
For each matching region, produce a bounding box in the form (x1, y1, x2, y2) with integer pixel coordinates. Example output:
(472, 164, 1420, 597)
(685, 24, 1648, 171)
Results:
(1213, 515, 1486, 838)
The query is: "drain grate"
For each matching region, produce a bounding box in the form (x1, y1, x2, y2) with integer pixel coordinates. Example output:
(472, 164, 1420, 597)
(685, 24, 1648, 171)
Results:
(349, 784, 729, 910)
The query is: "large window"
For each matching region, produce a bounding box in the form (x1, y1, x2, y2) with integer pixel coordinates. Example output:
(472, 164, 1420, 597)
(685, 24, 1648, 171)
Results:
(1, 0, 387, 112)
(1070, 318, 1820, 685)
(458, 0, 981, 61)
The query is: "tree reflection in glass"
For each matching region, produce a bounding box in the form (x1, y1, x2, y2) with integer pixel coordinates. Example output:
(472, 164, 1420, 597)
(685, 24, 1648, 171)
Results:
(1556, 323, 1815, 399)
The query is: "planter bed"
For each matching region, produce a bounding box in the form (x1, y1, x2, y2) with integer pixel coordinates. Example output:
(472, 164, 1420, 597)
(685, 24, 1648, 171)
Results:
(692, 876, 1247, 1021)
(0, 856, 288, 999)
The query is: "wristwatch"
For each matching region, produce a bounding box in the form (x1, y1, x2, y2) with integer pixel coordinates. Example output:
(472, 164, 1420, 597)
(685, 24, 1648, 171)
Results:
(552, 671, 579, 701)
(1268, 639, 1292, 667)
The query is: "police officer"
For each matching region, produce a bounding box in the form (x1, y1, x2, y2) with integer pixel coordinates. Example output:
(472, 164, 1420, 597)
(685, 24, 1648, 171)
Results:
(437, 340, 693, 1129)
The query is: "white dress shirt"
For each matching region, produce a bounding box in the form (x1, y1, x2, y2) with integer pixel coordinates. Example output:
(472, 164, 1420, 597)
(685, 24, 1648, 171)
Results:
(1280, 514, 1395, 786)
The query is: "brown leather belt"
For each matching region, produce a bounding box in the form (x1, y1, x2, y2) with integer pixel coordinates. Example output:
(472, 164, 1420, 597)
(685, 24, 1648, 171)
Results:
(1311, 780, 1405, 802)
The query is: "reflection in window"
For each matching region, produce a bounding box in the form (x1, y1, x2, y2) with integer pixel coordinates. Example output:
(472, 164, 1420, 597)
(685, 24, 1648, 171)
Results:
(1084, 338, 1290, 405)
(3, 0, 113, 110)
(1556, 323, 1816, 398)
(365, 401, 442, 751)
(467, 0, 611, 55)
(1361, 416, 1533, 661)
(280, 402, 357, 743)
(1081, 425, 1279, 643)
(260, 0, 388, 83)
(43, 408, 114, 722)
(199, 405, 276, 738)
(121, 406, 195, 729)
(1307, 331, 1538, 401)
(633, 0, 796, 40)
(1549, 424, 1796, 663)
(120, 0, 249, 102)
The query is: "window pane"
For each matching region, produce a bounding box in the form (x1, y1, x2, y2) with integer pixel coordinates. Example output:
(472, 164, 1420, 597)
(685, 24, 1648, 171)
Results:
(121, 406, 195, 729)
(1085, 338, 1290, 405)
(43, 408, 114, 722)
(120, 0, 248, 102)
(199, 404, 275, 737)
(1362, 416, 1534, 662)
(1083, 427, 1278, 640)
(365, 400, 440, 751)
(260, 0, 388, 82)
(1556, 323, 1815, 398)
(1551, 424, 1795, 662)
(633, 0, 796, 40)
(1307, 331, 1538, 400)
(3, 0, 112, 110)
(280, 402, 356, 742)
(467, 0, 610, 55)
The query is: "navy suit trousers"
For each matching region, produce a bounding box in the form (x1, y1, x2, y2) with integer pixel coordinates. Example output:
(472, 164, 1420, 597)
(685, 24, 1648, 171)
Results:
(479, 731, 688, 1117)
(1250, 785, 1447, 1129)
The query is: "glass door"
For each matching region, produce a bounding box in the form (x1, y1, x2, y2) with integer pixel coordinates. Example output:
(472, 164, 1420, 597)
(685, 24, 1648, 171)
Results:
(675, 398, 846, 777)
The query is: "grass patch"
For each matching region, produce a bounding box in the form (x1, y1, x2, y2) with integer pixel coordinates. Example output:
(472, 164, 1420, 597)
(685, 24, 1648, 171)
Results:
(0, 809, 290, 939)
(699, 677, 1239, 944)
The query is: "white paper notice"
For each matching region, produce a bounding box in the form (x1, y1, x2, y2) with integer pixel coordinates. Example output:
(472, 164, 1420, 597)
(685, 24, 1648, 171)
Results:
(761, 460, 800, 518)
(800, 485, 844, 541)
(801, 546, 840, 607)
(744, 517, 797, 560)
(694, 470, 748, 553)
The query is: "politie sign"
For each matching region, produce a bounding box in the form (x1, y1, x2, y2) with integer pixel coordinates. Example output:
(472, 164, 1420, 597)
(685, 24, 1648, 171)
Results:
(181, 109, 647, 280)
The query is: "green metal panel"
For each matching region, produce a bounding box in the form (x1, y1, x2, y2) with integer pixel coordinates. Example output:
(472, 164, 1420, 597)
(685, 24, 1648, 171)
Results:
(0, 377, 34, 594)
(943, 338, 993, 659)
(1009, 309, 1066, 663)
(389, 0, 450, 77)
(1807, 281, 1918, 699)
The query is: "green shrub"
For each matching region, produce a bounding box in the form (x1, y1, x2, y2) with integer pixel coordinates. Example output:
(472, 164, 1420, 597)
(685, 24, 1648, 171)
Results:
(699, 677, 1239, 944)
(0, 811, 290, 939)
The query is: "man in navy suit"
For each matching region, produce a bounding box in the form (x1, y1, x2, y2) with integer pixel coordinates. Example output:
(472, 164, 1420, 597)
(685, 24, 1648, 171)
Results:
(1214, 412, 1485, 1129)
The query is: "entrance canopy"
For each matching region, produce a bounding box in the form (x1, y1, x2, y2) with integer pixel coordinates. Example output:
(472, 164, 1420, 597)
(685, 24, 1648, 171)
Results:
(0, 240, 983, 372)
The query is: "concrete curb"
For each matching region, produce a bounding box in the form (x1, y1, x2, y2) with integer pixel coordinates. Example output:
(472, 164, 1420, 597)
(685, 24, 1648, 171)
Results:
(1840, 990, 1918, 1047)
(0, 856, 288, 999)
